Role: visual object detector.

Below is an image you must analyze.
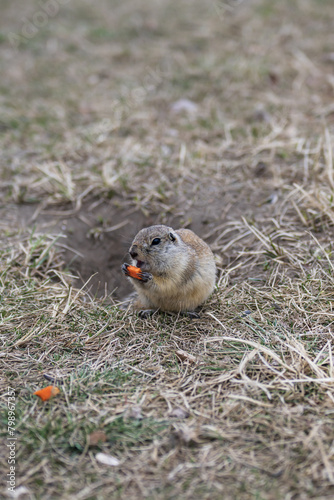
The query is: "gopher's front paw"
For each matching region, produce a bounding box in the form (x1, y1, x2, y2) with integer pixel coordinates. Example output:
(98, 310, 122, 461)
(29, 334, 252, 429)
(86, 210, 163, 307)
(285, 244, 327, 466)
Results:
(138, 271, 153, 283)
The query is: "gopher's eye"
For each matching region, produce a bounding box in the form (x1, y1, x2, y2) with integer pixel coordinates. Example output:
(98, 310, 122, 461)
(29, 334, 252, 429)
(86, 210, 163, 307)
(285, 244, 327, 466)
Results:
(151, 238, 161, 246)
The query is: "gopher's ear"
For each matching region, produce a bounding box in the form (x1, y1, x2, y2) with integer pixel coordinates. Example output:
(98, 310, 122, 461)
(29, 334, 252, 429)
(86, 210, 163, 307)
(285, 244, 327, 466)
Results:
(169, 232, 176, 242)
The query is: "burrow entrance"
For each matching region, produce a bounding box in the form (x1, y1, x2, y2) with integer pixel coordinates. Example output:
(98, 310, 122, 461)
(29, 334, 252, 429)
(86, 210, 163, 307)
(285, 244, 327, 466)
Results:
(15, 195, 220, 301)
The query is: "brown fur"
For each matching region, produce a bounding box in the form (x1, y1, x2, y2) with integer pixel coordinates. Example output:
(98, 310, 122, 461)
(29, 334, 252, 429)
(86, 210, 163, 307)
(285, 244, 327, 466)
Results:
(123, 225, 216, 313)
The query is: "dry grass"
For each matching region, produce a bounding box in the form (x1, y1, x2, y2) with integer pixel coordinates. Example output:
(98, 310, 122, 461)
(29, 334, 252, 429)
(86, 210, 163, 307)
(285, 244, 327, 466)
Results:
(1, 0, 334, 499)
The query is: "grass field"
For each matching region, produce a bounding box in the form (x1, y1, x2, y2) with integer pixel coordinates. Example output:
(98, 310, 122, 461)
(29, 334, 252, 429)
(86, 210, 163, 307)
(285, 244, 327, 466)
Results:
(1, 0, 334, 498)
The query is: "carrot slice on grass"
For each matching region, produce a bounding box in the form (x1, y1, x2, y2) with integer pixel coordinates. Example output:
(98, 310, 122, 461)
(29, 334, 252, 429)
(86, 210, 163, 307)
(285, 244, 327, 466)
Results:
(34, 385, 60, 401)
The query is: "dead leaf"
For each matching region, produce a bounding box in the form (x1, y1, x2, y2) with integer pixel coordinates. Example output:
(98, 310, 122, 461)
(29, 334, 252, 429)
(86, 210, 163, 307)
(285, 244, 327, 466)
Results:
(123, 405, 143, 420)
(88, 431, 107, 446)
(96, 453, 120, 466)
(168, 407, 190, 419)
(173, 424, 200, 445)
(175, 349, 197, 364)
(170, 99, 198, 114)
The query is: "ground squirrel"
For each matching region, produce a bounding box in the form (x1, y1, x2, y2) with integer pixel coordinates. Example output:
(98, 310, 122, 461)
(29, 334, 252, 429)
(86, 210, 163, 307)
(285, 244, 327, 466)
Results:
(121, 225, 216, 315)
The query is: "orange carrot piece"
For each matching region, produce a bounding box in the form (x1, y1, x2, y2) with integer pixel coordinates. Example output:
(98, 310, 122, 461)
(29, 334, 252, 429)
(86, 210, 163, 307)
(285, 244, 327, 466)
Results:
(34, 385, 60, 401)
(125, 265, 142, 279)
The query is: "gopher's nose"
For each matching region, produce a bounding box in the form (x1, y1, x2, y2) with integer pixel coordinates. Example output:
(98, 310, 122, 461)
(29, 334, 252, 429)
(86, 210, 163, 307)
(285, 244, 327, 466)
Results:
(130, 245, 138, 259)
